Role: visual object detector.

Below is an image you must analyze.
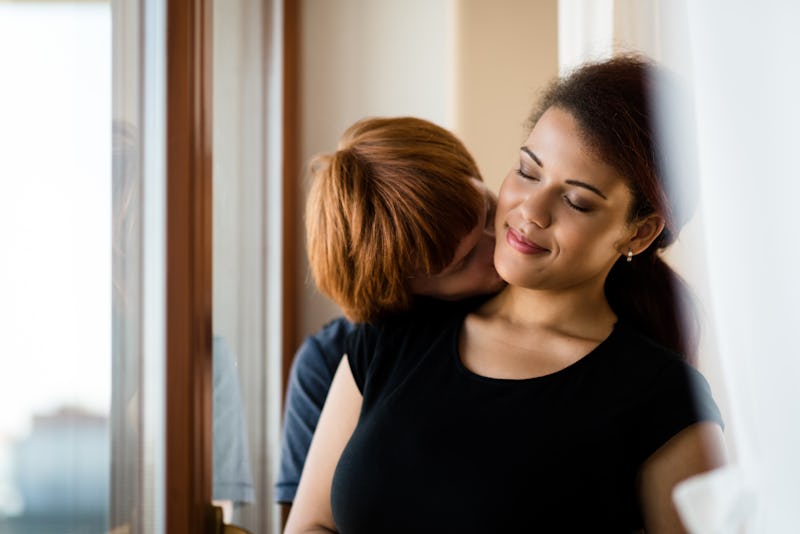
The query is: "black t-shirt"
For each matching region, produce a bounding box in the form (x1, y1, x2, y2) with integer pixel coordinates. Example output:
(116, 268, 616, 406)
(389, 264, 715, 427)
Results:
(332, 298, 723, 533)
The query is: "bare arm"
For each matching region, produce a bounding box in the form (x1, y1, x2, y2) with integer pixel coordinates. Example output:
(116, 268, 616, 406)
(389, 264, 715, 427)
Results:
(639, 422, 727, 533)
(284, 355, 362, 533)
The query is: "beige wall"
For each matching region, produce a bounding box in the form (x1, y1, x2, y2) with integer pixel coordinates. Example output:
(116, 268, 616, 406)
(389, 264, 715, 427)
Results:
(296, 0, 559, 344)
(452, 0, 559, 193)
(297, 0, 453, 344)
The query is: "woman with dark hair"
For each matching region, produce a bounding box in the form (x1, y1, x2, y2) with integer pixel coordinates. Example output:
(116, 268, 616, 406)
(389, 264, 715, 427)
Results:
(287, 56, 726, 533)
(526, 55, 702, 364)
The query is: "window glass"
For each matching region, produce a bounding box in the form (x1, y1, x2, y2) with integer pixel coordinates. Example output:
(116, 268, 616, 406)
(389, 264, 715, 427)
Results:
(0, 2, 111, 532)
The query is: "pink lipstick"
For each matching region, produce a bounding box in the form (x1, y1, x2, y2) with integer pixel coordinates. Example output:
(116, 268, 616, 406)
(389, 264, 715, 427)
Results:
(506, 227, 549, 255)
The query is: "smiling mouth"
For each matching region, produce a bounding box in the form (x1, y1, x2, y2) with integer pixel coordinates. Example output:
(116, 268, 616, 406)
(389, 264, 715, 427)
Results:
(506, 227, 549, 255)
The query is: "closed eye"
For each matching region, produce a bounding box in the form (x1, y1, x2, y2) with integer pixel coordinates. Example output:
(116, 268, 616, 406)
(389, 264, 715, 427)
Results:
(516, 168, 537, 180)
(564, 196, 590, 213)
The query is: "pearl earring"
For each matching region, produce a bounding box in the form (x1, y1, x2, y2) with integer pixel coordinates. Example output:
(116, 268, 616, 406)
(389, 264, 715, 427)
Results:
(626, 249, 633, 263)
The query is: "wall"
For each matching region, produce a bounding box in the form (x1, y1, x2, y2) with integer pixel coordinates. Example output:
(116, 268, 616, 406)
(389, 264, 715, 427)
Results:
(296, 0, 560, 343)
(298, 0, 451, 340)
(453, 0, 559, 192)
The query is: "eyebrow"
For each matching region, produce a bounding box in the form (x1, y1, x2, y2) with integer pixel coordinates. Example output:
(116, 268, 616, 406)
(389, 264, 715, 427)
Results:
(520, 146, 608, 200)
(565, 179, 607, 200)
(520, 146, 542, 167)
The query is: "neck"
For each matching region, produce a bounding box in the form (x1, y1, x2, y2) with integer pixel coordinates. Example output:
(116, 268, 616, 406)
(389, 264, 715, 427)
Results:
(482, 281, 617, 338)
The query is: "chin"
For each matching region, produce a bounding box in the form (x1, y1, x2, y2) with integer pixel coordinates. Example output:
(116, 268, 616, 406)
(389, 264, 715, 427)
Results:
(493, 261, 516, 287)
(494, 263, 541, 290)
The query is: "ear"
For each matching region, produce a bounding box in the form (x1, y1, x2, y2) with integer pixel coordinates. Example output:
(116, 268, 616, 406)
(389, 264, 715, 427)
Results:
(619, 214, 666, 258)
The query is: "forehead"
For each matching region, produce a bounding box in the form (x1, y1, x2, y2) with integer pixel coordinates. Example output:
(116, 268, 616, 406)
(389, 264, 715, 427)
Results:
(525, 107, 629, 194)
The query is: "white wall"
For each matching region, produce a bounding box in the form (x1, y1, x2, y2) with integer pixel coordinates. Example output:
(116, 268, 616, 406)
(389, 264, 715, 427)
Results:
(452, 0, 559, 193)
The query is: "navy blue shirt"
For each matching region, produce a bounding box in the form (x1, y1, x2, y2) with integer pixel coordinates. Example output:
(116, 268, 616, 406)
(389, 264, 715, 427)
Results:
(276, 317, 357, 503)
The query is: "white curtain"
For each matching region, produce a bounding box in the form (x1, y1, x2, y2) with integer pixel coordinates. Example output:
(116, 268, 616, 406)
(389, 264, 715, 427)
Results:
(560, 1, 800, 532)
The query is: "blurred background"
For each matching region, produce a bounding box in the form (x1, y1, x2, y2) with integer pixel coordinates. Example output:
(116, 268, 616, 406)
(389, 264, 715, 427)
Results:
(0, 1, 797, 533)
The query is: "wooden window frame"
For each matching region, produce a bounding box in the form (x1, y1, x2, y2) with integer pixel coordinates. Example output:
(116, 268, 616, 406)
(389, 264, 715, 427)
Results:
(164, 0, 299, 530)
(165, 0, 214, 531)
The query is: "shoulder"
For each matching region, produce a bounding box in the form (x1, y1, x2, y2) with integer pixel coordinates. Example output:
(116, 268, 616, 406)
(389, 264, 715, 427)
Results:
(309, 316, 358, 352)
(609, 322, 718, 411)
(293, 316, 357, 378)
(610, 323, 724, 462)
(345, 297, 481, 391)
(608, 322, 698, 383)
(348, 296, 482, 349)
(390, 295, 488, 335)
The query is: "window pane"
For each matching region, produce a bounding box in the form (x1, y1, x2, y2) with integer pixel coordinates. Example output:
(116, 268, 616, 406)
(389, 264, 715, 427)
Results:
(111, 0, 167, 532)
(0, 2, 111, 532)
(211, 1, 284, 531)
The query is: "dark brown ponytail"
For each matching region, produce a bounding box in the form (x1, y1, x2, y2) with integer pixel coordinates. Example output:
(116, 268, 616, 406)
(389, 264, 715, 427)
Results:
(605, 253, 700, 365)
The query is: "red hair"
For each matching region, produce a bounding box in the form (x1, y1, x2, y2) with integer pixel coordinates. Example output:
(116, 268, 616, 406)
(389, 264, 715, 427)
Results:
(305, 117, 484, 322)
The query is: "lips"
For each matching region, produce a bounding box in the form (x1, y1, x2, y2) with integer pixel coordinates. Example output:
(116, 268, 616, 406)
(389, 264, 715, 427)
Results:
(505, 227, 549, 255)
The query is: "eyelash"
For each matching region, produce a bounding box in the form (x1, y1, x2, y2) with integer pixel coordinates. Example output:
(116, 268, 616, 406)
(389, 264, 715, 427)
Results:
(516, 168, 590, 213)
(516, 168, 536, 180)
(564, 196, 590, 213)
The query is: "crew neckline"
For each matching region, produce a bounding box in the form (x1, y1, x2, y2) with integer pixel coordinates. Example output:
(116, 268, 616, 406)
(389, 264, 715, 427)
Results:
(450, 313, 623, 384)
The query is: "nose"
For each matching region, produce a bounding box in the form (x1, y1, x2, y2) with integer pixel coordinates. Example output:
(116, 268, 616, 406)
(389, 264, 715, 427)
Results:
(520, 190, 551, 228)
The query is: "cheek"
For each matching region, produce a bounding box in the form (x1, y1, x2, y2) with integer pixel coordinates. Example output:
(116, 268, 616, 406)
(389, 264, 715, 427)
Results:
(495, 196, 512, 230)
(495, 179, 522, 227)
(561, 222, 626, 261)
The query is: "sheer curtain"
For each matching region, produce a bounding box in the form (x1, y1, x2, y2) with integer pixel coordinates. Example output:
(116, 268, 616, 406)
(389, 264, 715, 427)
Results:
(559, 1, 800, 531)
(676, 2, 800, 532)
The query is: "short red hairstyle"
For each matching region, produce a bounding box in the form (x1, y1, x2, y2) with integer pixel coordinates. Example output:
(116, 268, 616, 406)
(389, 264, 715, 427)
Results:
(305, 117, 484, 322)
